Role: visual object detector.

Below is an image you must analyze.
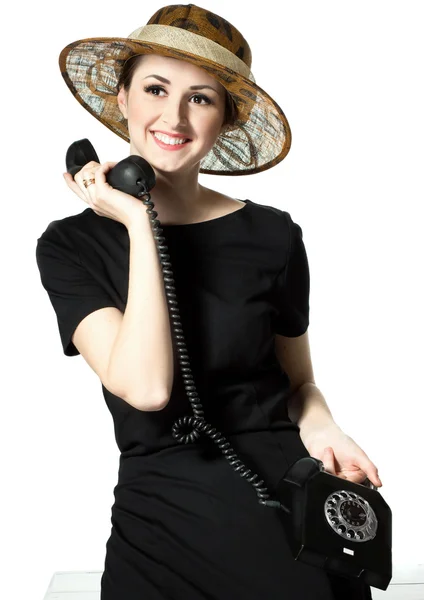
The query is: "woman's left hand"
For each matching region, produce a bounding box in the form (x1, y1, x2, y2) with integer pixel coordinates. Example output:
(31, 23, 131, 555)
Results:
(300, 422, 383, 488)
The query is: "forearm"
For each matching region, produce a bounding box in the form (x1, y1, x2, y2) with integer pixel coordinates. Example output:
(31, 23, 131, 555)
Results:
(287, 382, 337, 438)
(107, 213, 174, 410)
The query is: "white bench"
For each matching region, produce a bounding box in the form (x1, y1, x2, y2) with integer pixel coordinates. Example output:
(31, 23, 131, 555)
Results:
(43, 564, 424, 599)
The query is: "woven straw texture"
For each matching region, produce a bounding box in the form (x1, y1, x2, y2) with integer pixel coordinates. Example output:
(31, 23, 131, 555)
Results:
(59, 4, 292, 175)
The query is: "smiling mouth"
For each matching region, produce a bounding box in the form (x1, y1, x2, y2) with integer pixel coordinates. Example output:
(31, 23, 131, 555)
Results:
(151, 131, 192, 145)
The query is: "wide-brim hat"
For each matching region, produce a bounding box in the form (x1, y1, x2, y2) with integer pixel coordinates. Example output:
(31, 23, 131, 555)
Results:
(59, 3, 292, 176)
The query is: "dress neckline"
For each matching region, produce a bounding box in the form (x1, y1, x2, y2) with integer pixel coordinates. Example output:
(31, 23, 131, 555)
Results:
(160, 199, 251, 228)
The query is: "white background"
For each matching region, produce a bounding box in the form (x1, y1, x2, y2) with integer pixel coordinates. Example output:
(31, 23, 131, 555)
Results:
(2, 1, 422, 598)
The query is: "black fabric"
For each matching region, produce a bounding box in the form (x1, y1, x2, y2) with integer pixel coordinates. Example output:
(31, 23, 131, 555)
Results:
(273, 217, 310, 336)
(36, 223, 119, 356)
(35, 199, 372, 599)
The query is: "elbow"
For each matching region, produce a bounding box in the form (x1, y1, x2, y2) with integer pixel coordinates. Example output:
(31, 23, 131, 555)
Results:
(106, 372, 170, 411)
(131, 389, 170, 412)
(145, 392, 170, 411)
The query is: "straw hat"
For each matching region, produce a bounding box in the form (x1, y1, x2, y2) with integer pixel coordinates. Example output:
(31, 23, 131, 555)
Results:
(59, 3, 292, 176)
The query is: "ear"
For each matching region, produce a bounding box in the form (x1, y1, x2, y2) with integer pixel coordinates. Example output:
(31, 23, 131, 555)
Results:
(117, 87, 128, 119)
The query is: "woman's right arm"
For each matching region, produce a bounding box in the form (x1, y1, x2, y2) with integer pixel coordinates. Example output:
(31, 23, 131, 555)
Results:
(65, 161, 174, 411)
(107, 213, 174, 411)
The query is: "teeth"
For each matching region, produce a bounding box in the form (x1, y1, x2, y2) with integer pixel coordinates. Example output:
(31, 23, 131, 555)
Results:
(153, 132, 189, 145)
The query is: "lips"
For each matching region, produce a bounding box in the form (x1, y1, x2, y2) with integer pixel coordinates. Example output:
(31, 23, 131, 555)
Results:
(151, 130, 192, 141)
(151, 131, 192, 151)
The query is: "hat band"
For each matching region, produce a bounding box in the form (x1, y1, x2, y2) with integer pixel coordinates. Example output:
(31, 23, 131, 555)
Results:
(127, 24, 256, 83)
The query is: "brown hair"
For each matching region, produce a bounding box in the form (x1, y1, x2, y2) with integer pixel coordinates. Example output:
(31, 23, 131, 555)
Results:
(116, 54, 239, 130)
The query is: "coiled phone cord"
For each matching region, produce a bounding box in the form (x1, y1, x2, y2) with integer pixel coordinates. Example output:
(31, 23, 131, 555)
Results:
(141, 192, 290, 515)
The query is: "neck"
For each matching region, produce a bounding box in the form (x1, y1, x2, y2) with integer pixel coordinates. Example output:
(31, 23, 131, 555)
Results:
(147, 165, 209, 219)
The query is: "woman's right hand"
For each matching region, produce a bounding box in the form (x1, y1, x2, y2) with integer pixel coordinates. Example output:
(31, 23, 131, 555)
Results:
(63, 160, 148, 230)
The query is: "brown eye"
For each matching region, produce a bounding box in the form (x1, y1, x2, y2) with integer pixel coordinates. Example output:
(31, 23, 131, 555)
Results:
(192, 94, 212, 105)
(143, 85, 212, 105)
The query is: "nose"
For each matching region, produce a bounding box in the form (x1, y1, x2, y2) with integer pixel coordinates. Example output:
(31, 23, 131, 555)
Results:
(160, 96, 188, 129)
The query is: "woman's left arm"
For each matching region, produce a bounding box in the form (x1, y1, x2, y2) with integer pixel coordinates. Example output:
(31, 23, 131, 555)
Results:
(289, 382, 383, 488)
(274, 332, 383, 488)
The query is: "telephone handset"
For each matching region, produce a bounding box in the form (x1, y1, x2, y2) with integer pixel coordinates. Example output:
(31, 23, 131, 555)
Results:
(66, 138, 155, 197)
(65, 139, 392, 590)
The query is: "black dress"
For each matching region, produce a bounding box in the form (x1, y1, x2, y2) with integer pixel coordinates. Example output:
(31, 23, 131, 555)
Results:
(35, 199, 373, 600)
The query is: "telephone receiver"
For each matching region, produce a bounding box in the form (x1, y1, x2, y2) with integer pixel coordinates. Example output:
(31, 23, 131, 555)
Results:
(65, 138, 392, 591)
(65, 138, 156, 199)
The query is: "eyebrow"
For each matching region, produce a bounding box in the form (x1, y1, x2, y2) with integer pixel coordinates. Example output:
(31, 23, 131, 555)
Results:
(143, 74, 219, 93)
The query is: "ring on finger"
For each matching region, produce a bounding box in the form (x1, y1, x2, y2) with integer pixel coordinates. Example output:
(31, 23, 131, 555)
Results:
(83, 178, 95, 188)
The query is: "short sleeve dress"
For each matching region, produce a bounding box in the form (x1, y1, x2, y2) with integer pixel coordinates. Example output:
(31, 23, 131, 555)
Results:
(35, 199, 372, 600)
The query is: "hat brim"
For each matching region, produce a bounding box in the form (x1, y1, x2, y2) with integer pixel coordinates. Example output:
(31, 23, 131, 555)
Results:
(59, 37, 291, 176)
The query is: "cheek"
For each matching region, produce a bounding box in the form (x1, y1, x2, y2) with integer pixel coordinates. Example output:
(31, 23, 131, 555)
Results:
(127, 102, 148, 124)
(198, 114, 223, 137)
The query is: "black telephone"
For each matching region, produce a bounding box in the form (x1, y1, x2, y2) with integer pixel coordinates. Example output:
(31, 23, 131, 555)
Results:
(66, 139, 392, 591)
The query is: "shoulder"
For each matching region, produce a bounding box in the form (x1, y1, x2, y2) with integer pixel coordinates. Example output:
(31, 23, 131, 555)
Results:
(36, 209, 99, 270)
(246, 199, 293, 242)
(37, 209, 89, 243)
(36, 207, 107, 250)
(250, 201, 304, 240)
(246, 198, 290, 223)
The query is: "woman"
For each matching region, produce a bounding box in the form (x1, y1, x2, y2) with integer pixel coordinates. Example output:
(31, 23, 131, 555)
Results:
(36, 4, 381, 599)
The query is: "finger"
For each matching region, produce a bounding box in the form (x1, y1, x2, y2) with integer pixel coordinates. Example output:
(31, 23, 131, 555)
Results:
(77, 162, 115, 207)
(75, 167, 98, 185)
(63, 172, 88, 202)
(83, 178, 98, 207)
(358, 457, 382, 487)
(323, 447, 347, 479)
(95, 161, 119, 185)
(75, 170, 98, 202)
(323, 447, 336, 475)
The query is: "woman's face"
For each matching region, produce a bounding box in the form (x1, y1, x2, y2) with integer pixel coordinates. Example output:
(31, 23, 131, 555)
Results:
(117, 54, 227, 174)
